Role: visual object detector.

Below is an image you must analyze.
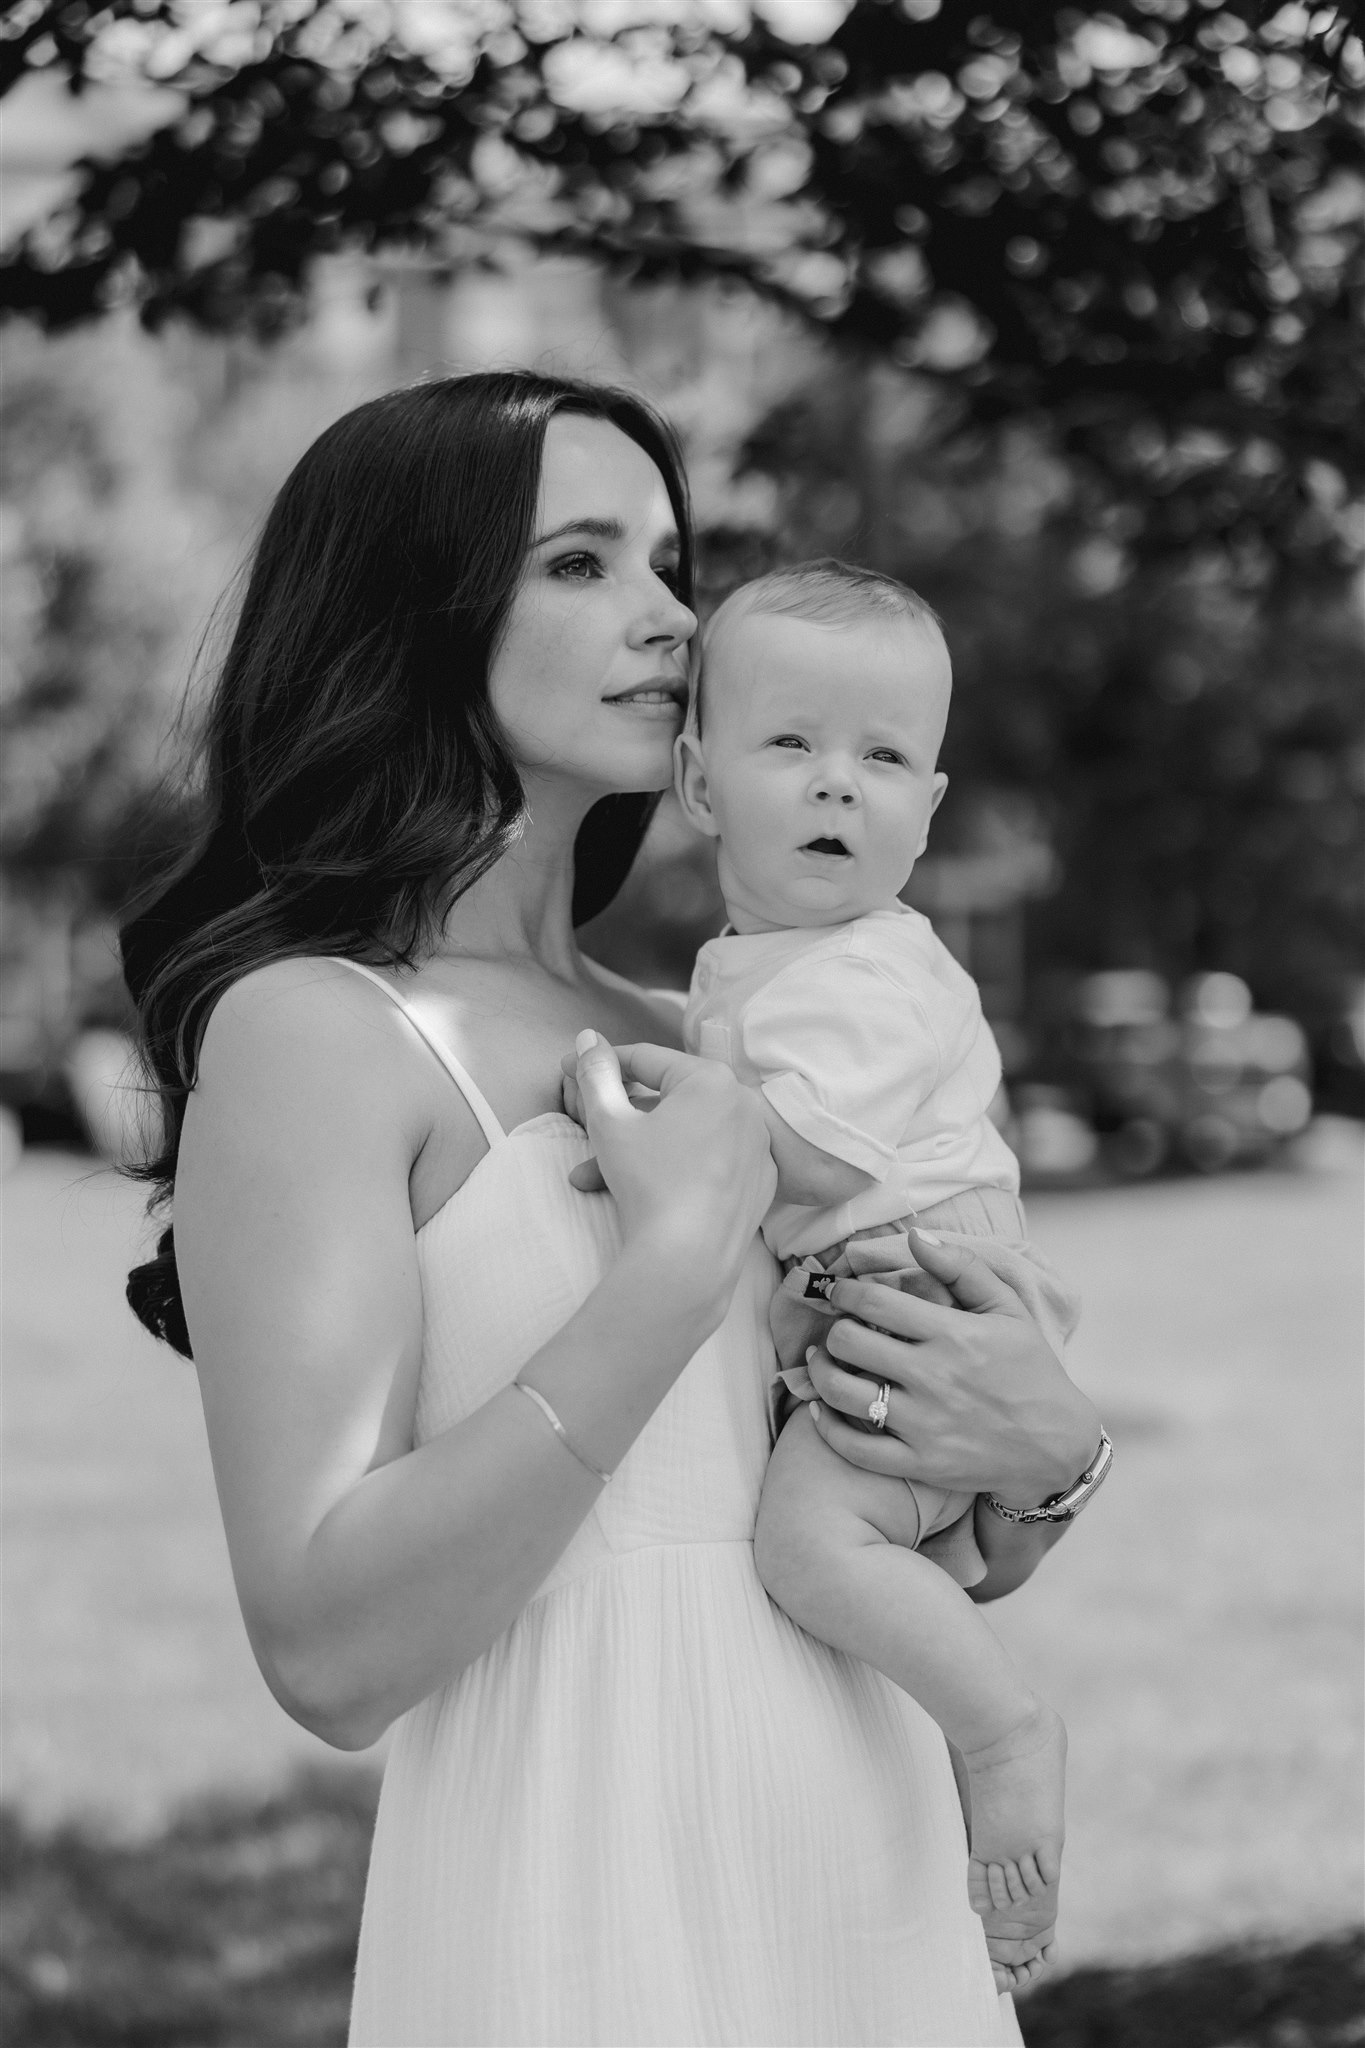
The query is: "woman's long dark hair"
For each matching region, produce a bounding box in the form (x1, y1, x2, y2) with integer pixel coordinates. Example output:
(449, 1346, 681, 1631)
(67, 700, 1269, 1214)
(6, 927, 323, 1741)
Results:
(122, 369, 694, 1356)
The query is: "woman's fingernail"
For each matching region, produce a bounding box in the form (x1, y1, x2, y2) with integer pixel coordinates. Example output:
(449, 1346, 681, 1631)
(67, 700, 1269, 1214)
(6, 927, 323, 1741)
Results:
(915, 1228, 943, 1245)
(575, 1029, 598, 1056)
(809, 1401, 821, 1421)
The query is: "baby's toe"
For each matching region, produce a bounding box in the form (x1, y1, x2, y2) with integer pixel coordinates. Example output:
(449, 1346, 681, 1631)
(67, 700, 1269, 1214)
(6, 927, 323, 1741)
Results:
(985, 1927, 1058, 1970)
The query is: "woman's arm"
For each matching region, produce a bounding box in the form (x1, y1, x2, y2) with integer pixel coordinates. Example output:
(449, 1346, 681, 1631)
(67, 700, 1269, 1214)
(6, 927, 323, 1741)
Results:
(177, 968, 775, 1751)
(801, 1232, 1102, 1596)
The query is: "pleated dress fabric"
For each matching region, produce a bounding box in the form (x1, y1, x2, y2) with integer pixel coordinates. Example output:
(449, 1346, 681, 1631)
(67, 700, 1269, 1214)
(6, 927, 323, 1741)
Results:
(338, 964, 1021, 2048)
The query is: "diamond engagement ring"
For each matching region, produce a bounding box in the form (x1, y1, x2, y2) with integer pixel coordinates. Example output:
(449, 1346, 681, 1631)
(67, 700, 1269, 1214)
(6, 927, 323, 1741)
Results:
(867, 1382, 891, 1430)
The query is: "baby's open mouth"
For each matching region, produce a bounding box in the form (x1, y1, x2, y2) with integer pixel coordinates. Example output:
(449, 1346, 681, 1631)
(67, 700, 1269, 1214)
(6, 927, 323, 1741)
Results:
(802, 837, 851, 857)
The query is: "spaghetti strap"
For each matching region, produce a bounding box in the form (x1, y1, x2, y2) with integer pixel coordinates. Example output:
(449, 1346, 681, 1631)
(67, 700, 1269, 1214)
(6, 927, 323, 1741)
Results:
(328, 957, 507, 1148)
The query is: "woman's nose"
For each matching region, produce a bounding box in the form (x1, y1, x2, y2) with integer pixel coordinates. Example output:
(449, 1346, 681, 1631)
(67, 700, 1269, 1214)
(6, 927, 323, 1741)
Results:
(635, 581, 697, 651)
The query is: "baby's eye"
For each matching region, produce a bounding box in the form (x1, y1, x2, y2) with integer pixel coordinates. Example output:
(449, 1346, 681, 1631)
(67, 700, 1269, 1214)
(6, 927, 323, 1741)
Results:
(550, 551, 603, 581)
(769, 734, 810, 751)
(868, 748, 907, 766)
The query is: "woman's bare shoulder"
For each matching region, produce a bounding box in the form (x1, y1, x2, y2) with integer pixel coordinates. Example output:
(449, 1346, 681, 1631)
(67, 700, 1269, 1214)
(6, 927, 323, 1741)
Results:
(184, 956, 438, 1222)
(196, 956, 415, 1106)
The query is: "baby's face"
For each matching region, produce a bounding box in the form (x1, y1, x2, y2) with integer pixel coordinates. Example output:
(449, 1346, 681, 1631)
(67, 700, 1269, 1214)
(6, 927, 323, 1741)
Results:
(676, 608, 951, 933)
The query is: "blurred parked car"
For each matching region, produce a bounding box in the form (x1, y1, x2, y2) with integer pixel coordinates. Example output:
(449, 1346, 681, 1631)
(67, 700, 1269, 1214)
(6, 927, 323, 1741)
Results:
(1311, 977, 1365, 1120)
(1059, 970, 1314, 1178)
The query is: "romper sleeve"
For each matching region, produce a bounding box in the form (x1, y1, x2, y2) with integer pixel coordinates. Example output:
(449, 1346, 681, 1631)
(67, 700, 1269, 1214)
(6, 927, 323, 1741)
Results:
(738, 950, 940, 1181)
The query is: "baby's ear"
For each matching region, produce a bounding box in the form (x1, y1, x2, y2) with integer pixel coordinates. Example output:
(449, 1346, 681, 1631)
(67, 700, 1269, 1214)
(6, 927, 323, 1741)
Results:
(913, 771, 949, 857)
(674, 731, 720, 837)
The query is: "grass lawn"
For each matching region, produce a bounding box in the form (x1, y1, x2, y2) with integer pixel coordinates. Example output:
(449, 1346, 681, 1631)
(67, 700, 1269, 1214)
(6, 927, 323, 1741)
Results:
(988, 1125, 1364, 1965)
(3, 1131, 1362, 2035)
(2, 1155, 381, 1833)
(3, 1777, 1361, 2047)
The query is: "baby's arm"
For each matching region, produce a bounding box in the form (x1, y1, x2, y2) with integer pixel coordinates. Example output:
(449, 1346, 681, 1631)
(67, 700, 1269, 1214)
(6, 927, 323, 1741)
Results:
(738, 950, 937, 1209)
(759, 1097, 879, 1209)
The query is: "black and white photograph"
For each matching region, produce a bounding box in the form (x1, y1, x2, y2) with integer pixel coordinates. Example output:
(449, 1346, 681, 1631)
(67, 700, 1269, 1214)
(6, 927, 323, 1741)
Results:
(1, 3, 1361, 2043)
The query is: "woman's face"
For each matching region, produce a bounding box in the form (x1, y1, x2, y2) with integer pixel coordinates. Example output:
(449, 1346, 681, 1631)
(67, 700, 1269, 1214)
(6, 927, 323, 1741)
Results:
(489, 414, 697, 802)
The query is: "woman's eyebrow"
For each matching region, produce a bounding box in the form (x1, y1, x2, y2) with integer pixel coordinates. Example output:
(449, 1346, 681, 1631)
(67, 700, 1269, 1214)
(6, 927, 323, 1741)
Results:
(531, 515, 625, 548)
(531, 516, 681, 552)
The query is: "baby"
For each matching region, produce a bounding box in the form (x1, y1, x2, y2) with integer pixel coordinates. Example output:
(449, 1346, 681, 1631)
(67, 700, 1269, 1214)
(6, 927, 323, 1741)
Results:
(675, 559, 1088, 1992)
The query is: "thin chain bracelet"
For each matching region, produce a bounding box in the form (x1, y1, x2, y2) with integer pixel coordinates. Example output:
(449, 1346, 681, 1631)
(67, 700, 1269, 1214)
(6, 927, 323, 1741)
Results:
(513, 1380, 613, 1485)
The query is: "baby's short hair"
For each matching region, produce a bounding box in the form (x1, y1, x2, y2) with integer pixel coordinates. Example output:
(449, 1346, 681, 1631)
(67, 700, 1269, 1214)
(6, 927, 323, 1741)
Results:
(695, 558, 945, 733)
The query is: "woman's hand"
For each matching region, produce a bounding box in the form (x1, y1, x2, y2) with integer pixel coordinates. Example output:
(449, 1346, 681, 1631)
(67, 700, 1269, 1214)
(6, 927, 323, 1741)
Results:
(561, 1034, 777, 1289)
(805, 1230, 1100, 1510)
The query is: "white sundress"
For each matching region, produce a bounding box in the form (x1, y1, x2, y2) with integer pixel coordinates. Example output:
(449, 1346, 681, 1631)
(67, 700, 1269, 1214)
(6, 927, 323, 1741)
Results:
(336, 959, 1021, 2048)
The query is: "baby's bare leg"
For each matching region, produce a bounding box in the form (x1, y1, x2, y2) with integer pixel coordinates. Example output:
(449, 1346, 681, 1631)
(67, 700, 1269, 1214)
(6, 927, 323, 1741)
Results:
(754, 1404, 1065, 1990)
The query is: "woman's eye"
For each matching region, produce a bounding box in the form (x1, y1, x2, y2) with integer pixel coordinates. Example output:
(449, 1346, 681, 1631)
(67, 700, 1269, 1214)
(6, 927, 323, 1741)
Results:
(653, 559, 682, 592)
(550, 551, 602, 581)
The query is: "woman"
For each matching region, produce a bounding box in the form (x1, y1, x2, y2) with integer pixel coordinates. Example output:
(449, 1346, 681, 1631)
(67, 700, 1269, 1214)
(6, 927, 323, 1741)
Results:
(123, 371, 1103, 2047)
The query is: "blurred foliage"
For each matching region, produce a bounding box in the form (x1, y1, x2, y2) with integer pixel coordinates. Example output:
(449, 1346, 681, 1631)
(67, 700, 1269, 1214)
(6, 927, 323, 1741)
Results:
(1, 1770, 1361, 2046)
(1, 0, 1360, 1080)
(0, 318, 420, 1099)
(0, 323, 210, 920)
(2, 309, 1358, 1075)
(0, 313, 416, 1046)
(2, 1, 1362, 566)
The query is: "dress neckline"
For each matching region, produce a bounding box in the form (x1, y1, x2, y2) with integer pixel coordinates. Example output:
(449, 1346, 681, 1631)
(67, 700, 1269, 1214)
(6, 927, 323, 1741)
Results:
(414, 1111, 588, 1239)
(321, 958, 591, 1240)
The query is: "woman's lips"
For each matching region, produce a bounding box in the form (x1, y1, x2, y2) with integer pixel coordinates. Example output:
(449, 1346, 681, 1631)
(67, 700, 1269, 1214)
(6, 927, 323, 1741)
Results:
(603, 677, 686, 713)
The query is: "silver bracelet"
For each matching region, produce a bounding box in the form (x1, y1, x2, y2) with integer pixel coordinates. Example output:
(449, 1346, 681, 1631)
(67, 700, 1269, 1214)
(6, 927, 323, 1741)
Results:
(984, 1428, 1113, 1524)
(513, 1380, 612, 1485)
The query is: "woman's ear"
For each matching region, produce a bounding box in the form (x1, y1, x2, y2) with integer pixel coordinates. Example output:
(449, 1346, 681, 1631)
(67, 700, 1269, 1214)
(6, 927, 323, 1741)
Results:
(674, 732, 721, 838)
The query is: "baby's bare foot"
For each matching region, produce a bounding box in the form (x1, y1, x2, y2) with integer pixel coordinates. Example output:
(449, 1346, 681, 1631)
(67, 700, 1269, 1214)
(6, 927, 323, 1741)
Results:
(959, 1701, 1066, 1991)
